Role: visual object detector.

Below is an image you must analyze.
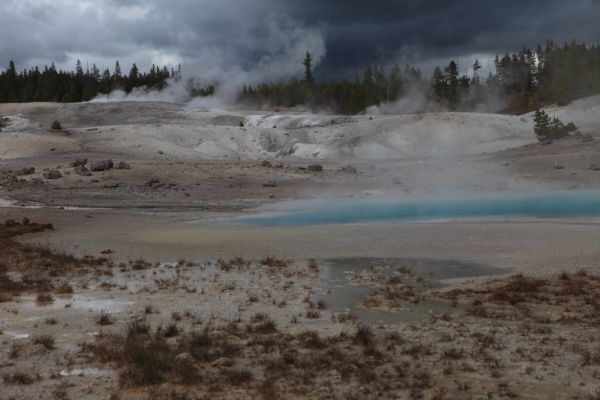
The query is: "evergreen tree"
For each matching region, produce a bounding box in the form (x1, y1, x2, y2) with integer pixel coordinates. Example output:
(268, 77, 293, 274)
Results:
(303, 52, 314, 85)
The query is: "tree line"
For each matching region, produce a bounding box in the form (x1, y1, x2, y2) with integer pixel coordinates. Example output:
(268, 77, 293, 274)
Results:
(0, 60, 176, 102)
(2, 40, 600, 114)
(240, 40, 600, 114)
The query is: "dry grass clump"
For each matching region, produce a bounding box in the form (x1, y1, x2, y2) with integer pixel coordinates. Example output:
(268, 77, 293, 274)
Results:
(97, 310, 114, 326)
(260, 257, 292, 269)
(488, 274, 547, 304)
(56, 282, 74, 294)
(162, 323, 180, 338)
(0, 292, 13, 302)
(0, 219, 113, 299)
(2, 371, 37, 385)
(131, 259, 153, 270)
(218, 257, 250, 271)
(36, 293, 54, 305)
(33, 335, 56, 350)
(246, 313, 278, 334)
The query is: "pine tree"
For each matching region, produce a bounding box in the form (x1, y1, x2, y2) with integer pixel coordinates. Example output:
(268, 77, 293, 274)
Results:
(303, 52, 314, 85)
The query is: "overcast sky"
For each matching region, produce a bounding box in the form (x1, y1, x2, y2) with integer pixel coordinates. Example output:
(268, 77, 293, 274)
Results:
(2, 0, 600, 82)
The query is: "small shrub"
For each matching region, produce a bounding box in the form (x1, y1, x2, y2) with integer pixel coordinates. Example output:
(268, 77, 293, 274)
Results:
(56, 282, 74, 294)
(247, 314, 277, 333)
(0, 293, 12, 302)
(51, 120, 62, 130)
(353, 325, 374, 347)
(534, 110, 577, 142)
(163, 323, 180, 338)
(144, 304, 156, 314)
(128, 319, 150, 335)
(3, 371, 35, 385)
(97, 311, 114, 326)
(298, 331, 327, 349)
(36, 293, 54, 305)
(226, 368, 253, 385)
(33, 334, 56, 350)
(260, 257, 291, 268)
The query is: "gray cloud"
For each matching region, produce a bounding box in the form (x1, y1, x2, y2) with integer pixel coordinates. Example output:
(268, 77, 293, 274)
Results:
(2, 0, 599, 82)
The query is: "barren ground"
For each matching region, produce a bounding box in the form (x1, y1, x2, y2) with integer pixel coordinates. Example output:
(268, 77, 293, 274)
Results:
(1, 99, 600, 399)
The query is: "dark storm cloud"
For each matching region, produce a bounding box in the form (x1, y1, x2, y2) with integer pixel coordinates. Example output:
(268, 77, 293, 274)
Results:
(1, 0, 599, 80)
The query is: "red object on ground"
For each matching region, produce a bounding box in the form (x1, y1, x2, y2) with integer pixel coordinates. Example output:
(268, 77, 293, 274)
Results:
(100, 249, 113, 254)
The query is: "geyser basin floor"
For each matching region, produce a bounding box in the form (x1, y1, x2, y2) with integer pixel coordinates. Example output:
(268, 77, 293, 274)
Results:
(234, 190, 600, 226)
(6, 206, 600, 276)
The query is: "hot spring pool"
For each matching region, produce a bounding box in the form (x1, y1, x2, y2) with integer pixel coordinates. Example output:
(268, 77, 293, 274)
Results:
(235, 190, 600, 226)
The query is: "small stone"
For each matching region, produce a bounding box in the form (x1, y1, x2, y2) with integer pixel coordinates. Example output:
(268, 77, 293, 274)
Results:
(43, 170, 62, 179)
(262, 181, 277, 188)
(307, 164, 323, 172)
(116, 161, 131, 170)
(74, 165, 92, 176)
(339, 165, 357, 174)
(590, 164, 600, 171)
(51, 120, 62, 130)
(553, 163, 564, 170)
(16, 167, 35, 176)
(89, 160, 114, 172)
(70, 158, 87, 167)
(175, 353, 194, 363)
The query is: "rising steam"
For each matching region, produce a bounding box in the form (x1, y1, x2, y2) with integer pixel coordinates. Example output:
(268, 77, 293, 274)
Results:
(92, 14, 326, 108)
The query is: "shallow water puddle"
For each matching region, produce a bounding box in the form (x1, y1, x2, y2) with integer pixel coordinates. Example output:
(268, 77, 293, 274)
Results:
(5, 331, 30, 340)
(316, 257, 512, 325)
(18, 294, 134, 313)
(59, 368, 112, 377)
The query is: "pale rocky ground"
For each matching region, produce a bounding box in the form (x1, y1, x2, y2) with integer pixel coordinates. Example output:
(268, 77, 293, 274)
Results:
(1, 97, 600, 399)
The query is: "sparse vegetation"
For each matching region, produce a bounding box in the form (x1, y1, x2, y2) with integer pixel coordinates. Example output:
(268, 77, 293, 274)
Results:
(2, 371, 37, 385)
(97, 310, 114, 326)
(3, 219, 600, 399)
(36, 293, 54, 305)
(533, 109, 578, 142)
(33, 335, 55, 350)
(56, 282, 74, 294)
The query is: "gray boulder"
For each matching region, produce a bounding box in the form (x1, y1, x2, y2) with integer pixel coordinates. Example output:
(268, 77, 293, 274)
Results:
(43, 170, 62, 179)
(89, 159, 114, 172)
(339, 165, 357, 174)
(74, 165, 92, 176)
(116, 161, 131, 170)
(69, 158, 87, 167)
(16, 167, 35, 176)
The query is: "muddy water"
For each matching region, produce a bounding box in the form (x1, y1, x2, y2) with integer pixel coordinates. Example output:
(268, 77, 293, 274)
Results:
(313, 258, 512, 325)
